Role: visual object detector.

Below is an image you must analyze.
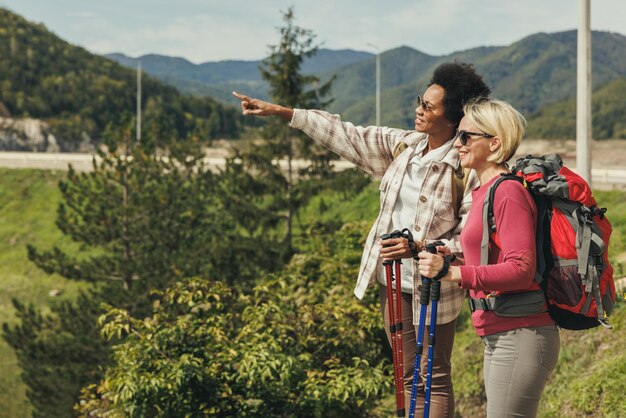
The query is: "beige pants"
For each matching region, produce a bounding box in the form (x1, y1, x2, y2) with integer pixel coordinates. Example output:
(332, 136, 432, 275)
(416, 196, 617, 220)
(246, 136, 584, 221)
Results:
(379, 285, 456, 418)
(482, 325, 560, 418)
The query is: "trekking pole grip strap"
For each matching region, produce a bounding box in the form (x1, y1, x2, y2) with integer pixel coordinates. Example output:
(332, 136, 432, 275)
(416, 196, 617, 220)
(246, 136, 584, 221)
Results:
(430, 254, 453, 281)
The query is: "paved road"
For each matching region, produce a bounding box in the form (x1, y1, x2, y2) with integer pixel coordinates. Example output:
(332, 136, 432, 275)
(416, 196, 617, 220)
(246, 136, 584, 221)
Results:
(0, 151, 625, 190)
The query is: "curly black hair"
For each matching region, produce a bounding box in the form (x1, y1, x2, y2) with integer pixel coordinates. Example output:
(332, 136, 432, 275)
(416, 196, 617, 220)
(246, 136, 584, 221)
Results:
(429, 62, 491, 127)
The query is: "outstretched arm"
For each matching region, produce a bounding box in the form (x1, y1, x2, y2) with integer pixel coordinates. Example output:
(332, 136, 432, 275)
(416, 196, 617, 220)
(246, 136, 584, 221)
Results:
(232, 91, 294, 121)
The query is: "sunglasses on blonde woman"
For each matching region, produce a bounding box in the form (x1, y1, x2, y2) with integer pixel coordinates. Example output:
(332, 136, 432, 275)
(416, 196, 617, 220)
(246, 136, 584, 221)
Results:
(456, 130, 494, 146)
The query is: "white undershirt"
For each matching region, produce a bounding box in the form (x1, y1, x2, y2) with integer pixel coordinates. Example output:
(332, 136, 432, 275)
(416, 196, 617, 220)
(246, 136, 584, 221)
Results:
(378, 138, 454, 293)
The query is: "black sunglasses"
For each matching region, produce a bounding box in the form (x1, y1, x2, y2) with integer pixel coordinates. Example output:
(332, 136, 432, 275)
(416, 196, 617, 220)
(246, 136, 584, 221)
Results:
(416, 95, 433, 112)
(456, 130, 494, 146)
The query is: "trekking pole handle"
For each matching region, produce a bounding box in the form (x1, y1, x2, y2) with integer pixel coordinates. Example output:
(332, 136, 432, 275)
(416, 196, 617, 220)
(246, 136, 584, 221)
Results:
(418, 242, 438, 305)
(424, 241, 446, 302)
(381, 229, 406, 265)
(381, 230, 404, 242)
(424, 243, 439, 255)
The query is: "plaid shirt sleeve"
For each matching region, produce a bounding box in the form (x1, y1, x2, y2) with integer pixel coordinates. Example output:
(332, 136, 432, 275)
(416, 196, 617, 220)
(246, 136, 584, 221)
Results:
(290, 109, 414, 178)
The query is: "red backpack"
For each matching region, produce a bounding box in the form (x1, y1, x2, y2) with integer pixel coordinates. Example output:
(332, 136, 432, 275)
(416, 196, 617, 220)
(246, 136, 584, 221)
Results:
(472, 154, 616, 330)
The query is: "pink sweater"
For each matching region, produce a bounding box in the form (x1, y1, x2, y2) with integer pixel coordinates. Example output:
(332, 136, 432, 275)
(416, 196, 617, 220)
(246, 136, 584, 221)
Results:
(459, 175, 554, 336)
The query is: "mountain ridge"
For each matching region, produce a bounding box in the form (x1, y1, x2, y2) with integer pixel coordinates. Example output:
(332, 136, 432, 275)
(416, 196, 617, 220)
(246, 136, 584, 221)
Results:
(105, 29, 626, 138)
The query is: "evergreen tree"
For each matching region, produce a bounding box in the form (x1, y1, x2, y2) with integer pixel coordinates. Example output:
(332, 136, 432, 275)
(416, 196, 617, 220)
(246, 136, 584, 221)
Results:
(230, 7, 336, 258)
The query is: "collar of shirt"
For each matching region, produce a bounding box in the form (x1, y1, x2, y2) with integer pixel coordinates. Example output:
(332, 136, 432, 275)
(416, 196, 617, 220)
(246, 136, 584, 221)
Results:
(410, 136, 457, 166)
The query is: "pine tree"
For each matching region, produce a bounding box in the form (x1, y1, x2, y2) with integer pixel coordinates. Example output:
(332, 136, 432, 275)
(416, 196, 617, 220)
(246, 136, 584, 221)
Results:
(230, 7, 336, 259)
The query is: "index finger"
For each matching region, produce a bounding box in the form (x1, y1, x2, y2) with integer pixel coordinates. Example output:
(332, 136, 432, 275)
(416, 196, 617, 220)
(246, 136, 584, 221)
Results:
(232, 91, 250, 101)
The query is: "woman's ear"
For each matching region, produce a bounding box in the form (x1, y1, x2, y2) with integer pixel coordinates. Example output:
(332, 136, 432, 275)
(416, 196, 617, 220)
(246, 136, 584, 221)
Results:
(489, 136, 501, 153)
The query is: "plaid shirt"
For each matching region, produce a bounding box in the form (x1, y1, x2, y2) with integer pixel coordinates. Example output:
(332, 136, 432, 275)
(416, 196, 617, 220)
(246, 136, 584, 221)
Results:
(290, 109, 478, 325)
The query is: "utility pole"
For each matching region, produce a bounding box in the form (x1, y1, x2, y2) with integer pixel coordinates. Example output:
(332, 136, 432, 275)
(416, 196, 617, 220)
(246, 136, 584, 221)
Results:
(136, 61, 142, 143)
(367, 43, 381, 126)
(577, 0, 591, 182)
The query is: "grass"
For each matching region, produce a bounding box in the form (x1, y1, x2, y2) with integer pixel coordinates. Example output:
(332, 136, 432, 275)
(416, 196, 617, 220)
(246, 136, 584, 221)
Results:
(296, 180, 381, 227)
(0, 169, 89, 418)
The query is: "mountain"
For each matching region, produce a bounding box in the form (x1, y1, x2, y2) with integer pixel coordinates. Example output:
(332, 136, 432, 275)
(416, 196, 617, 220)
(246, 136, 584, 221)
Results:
(110, 30, 626, 137)
(0, 8, 243, 151)
(106, 49, 373, 105)
(526, 76, 626, 139)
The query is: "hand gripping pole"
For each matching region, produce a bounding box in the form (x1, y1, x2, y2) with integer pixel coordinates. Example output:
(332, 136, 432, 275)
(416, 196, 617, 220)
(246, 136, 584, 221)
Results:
(409, 241, 444, 418)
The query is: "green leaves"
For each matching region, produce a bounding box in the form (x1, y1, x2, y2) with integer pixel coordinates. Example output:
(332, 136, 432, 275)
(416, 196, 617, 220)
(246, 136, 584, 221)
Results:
(77, 222, 391, 417)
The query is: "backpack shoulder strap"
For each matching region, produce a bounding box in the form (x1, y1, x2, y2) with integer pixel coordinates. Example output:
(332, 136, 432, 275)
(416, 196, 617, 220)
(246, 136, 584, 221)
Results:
(392, 141, 408, 159)
(451, 165, 470, 219)
(480, 174, 522, 265)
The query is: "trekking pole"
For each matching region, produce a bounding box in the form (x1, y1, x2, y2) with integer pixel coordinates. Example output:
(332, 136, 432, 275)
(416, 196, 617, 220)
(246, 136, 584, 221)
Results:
(381, 230, 406, 417)
(423, 241, 444, 418)
(408, 253, 431, 418)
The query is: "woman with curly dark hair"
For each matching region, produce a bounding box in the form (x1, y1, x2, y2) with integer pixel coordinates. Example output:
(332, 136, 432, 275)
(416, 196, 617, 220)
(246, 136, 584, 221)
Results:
(233, 62, 490, 417)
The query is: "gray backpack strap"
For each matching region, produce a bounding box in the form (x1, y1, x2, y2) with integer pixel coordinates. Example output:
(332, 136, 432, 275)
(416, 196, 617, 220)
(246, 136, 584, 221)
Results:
(554, 200, 606, 289)
(468, 290, 547, 317)
(581, 264, 612, 328)
(480, 191, 491, 266)
(579, 218, 593, 283)
(474, 174, 548, 318)
(480, 174, 520, 266)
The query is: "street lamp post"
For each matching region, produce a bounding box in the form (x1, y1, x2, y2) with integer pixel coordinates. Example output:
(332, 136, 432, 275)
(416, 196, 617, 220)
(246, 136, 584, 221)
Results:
(367, 43, 381, 126)
(136, 60, 142, 143)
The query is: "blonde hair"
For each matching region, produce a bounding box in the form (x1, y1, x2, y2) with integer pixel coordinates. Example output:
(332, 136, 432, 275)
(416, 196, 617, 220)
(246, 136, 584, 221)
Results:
(463, 99, 526, 164)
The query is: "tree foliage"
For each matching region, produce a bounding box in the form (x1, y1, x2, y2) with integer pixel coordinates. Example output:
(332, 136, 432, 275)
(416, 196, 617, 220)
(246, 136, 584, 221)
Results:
(3, 8, 381, 418)
(229, 7, 337, 259)
(77, 222, 390, 418)
(0, 8, 242, 150)
(526, 77, 626, 139)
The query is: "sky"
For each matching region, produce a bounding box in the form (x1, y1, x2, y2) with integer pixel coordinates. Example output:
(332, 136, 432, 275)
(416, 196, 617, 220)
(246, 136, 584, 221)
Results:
(1, 0, 625, 64)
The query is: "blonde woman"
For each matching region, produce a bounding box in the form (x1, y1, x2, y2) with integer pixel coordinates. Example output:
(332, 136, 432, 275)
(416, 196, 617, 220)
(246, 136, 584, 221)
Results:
(418, 99, 560, 417)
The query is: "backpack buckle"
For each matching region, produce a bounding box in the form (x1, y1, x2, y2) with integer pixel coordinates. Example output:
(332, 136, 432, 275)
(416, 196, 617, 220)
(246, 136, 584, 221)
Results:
(468, 298, 490, 312)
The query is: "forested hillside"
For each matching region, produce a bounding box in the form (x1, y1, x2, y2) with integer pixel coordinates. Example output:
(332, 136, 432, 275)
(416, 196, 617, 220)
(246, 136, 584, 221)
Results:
(0, 8, 243, 151)
(337, 31, 626, 131)
(526, 77, 626, 139)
